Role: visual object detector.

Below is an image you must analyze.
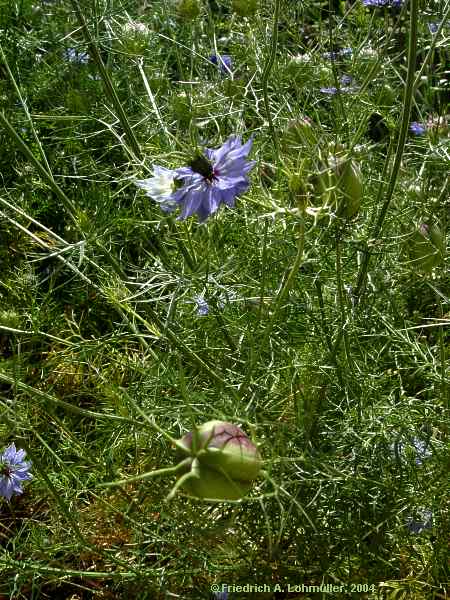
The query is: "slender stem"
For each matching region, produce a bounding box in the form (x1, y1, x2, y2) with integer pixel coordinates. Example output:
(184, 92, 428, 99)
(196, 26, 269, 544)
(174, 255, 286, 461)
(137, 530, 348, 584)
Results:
(257, 219, 269, 326)
(353, 0, 419, 303)
(335, 231, 351, 366)
(261, 219, 305, 348)
(168, 219, 196, 271)
(240, 219, 305, 399)
(0, 112, 78, 226)
(412, 1, 450, 93)
(261, 0, 281, 161)
(99, 458, 192, 488)
(119, 389, 189, 451)
(165, 465, 199, 501)
(0, 43, 51, 173)
(0, 371, 133, 423)
(70, 0, 142, 160)
(314, 277, 334, 354)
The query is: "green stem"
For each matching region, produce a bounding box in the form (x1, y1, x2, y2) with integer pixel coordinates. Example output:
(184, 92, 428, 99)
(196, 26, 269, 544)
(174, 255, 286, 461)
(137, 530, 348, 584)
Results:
(412, 2, 450, 93)
(240, 219, 305, 399)
(257, 219, 269, 326)
(0, 43, 51, 173)
(69, 0, 142, 160)
(261, 219, 305, 349)
(354, 0, 419, 304)
(165, 465, 199, 501)
(0, 371, 133, 423)
(335, 232, 352, 366)
(0, 112, 78, 226)
(99, 458, 192, 489)
(314, 277, 334, 354)
(261, 0, 281, 161)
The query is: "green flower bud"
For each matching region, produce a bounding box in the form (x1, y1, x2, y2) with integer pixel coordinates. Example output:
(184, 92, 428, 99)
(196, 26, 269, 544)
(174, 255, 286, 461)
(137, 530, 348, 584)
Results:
(0, 310, 22, 330)
(314, 151, 362, 220)
(179, 420, 262, 482)
(284, 117, 315, 147)
(407, 223, 445, 272)
(231, 0, 258, 17)
(337, 159, 362, 218)
(288, 165, 311, 212)
(121, 21, 151, 55)
(175, 0, 202, 19)
(314, 165, 338, 208)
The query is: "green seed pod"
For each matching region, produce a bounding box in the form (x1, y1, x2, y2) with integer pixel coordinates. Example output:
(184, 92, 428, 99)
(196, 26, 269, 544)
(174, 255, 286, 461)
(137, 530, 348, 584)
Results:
(377, 84, 396, 107)
(175, 0, 202, 19)
(179, 420, 262, 482)
(180, 463, 253, 501)
(407, 223, 445, 272)
(337, 159, 362, 218)
(121, 21, 151, 55)
(284, 117, 315, 147)
(231, 0, 258, 17)
(0, 310, 22, 330)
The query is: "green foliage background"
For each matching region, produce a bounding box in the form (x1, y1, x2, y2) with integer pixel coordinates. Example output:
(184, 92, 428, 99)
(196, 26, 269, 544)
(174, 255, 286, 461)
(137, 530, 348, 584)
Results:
(0, 0, 448, 598)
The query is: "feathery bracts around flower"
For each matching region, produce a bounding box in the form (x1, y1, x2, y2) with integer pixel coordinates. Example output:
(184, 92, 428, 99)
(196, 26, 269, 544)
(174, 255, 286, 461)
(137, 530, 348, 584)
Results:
(135, 135, 255, 222)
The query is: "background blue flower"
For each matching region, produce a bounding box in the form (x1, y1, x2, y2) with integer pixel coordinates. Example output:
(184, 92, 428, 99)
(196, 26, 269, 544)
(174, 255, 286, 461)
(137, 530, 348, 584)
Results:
(410, 122, 426, 136)
(0, 443, 33, 501)
(210, 54, 232, 74)
(406, 509, 433, 534)
(64, 48, 89, 64)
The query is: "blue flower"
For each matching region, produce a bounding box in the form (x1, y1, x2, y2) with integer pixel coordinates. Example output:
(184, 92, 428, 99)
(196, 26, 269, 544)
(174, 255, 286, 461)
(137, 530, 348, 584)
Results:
(323, 47, 353, 60)
(171, 135, 255, 222)
(210, 54, 232, 74)
(193, 294, 209, 316)
(362, 0, 402, 6)
(135, 165, 178, 212)
(320, 86, 339, 95)
(64, 48, 89, 64)
(406, 509, 433, 534)
(428, 22, 439, 34)
(390, 436, 432, 465)
(0, 443, 32, 501)
(410, 437, 432, 465)
(321, 79, 358, 95)
(410, 122, 426, 136)
(340, 74, 353, 86)
(340, 47, 353, 58)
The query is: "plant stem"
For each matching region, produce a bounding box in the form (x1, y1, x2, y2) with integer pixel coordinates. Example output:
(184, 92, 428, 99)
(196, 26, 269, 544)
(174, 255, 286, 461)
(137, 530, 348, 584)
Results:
(240, 218, 305, 400)
(0, 112, 78, 226)
(353, 0, 419, 304)
(70, 0, 142, 161)
(261, 0, 281, 161)
(99, 458, 192, 488)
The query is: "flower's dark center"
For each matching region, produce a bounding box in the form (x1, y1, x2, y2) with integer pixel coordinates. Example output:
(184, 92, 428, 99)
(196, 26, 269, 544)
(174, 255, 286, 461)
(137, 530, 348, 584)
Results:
(189, 155, 216, 182)
(1, 464, 11, 477)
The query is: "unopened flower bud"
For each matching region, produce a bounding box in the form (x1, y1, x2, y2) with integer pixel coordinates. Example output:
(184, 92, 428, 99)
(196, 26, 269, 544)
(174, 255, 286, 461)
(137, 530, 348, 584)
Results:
(337, 159, 362, 218)
(121, 21, 151, 55)
(177, 421, 262, 500)
(175, 0, 202, 19)
(407, 222, 445, 272)
(231, 0, 258, 17)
